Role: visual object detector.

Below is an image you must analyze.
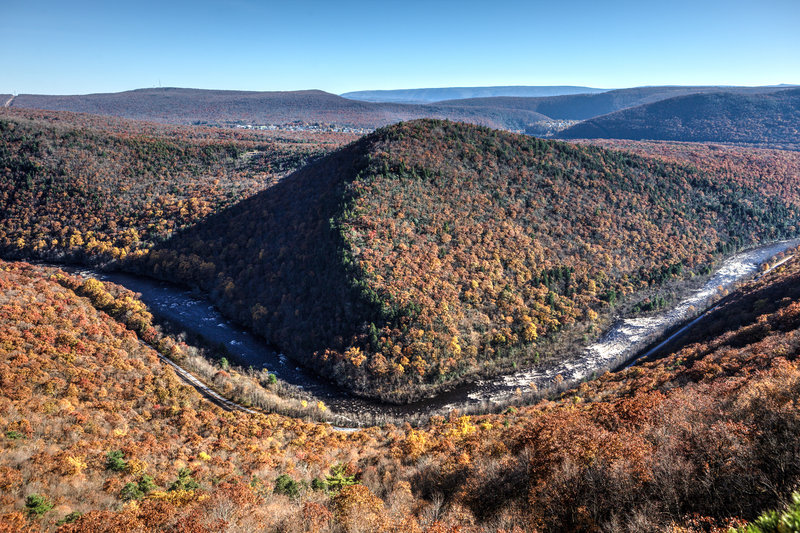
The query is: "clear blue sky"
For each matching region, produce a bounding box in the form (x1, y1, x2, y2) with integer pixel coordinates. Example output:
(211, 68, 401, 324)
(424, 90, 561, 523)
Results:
(1, 0, 798, 95)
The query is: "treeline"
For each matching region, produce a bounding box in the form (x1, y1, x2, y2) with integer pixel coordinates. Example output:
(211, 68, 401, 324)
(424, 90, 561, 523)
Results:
(139, 119, 800, 402)
(586, 138, 800, 197)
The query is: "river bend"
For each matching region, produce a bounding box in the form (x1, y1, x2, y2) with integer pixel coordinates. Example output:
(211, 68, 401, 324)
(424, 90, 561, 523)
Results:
(59, 238, 800, 420)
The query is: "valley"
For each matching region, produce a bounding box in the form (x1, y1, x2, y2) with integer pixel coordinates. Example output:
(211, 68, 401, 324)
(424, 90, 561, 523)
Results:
(3, 89, 800, 532)
(49, 237, 800, 424)
(7, 85, 799, 147)
(5, 240, 800, 531)
(5, 0, 800, 529)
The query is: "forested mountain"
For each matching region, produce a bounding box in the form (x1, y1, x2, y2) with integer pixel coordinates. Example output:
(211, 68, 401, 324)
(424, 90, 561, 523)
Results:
(136, 119, 800, 402)
(437, 85, 795, 121)
(4, 110, 800, 404)
(0, 107, 354, 263)
(7, 88, 550, 130)
(558, 89, 800, 147)
(341, 85, 607, 103)
(3, 248, 800, 531)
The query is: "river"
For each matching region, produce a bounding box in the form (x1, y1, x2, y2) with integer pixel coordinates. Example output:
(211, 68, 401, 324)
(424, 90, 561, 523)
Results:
(60, 238, 800, 421)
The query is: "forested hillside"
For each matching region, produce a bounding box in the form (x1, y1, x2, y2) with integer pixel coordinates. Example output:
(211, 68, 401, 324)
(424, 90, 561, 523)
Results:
(586, 139, 800, 198)
(2, 115, 800, 531)
(394, 249, 800, 531)
(0, 261, 390, 532)
(4, 250, 800, 531)
(140, 119, 800, 402)
(558, 89, 800, 147)
(0, 108, 353, 263)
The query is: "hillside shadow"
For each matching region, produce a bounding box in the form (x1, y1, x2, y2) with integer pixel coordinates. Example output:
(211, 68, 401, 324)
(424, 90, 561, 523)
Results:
(132, 136, 379, 380)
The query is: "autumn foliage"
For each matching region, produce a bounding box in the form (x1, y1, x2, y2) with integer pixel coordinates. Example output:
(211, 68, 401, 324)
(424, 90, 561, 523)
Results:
(3, 256, 800, 530)
(0, 107, 354, 264)
(4, 111, 800, 531)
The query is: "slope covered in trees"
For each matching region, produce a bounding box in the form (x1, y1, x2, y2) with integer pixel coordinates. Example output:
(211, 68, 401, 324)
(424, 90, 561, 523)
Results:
(140, 119, 800, 402)
(0, 261, 400, 532)
(558, 89, 800, 147)
(408, 249, 800, 531)
(586, 139, 800, 201)
(4, 250, 800, 531)
(0, 108, 353, 263)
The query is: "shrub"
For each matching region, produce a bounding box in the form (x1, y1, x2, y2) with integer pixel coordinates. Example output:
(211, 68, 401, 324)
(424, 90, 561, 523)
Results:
(120, 475, 157, 501)
(274, 474, 300, 498)
(56, 511, 82, 526)
(25, 494, 53, 517)
(169, 468, 199, 492)
(325, 463, 358, 492)
(734, 491, 800, 532)
(120, 482, 143, 501)
(105, 450, 127, 472)
(138, 474, 157, 494)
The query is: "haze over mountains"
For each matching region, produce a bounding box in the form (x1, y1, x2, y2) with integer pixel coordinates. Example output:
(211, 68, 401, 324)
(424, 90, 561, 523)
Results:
(340, 85, 608, 103)
(7, 84, 799, 147)
(437, 85, 793, 120)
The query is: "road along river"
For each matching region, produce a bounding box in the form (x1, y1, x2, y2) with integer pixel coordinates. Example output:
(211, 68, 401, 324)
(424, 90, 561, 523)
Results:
(59, 238, 800, 423)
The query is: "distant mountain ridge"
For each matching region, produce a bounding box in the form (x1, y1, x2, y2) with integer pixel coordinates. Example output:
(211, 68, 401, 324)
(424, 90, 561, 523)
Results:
(557, 88, 800, 147)
(340, 85, 608, 103)
(8, 87, 550, 130)
(436, 85, 796, 120)
(8, 85, 800, 146)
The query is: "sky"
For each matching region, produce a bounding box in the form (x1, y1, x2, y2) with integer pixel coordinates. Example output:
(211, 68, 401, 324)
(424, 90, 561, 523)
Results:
(1, 0, 798, 95)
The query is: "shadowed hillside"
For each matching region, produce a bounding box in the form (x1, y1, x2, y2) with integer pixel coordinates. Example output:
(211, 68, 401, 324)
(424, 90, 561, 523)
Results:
(138, 119, 800, 402)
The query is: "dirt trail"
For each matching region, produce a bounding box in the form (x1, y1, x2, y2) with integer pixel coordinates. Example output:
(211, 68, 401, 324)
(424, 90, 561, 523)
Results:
(3, 95, 14, 108)
(154, 348, 256, 414)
